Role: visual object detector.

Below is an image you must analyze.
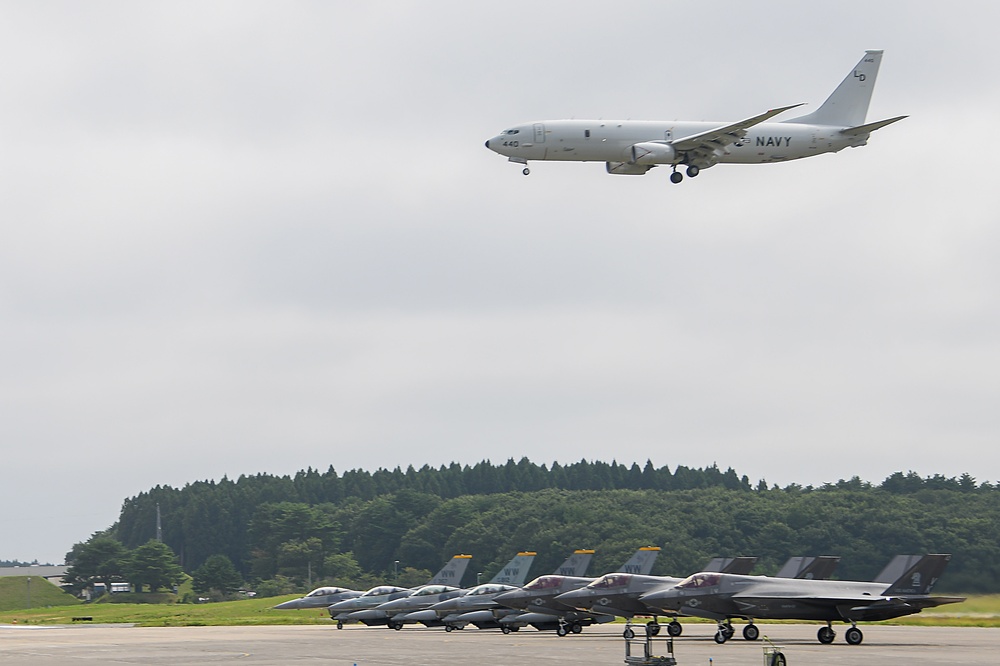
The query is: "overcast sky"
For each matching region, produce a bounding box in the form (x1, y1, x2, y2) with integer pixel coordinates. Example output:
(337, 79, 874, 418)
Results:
(2, 1, 999, 564)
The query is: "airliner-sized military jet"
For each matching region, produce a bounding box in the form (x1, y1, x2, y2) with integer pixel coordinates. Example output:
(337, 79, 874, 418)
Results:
(639, 554, 964, 645)
(485, 51, 904, 183)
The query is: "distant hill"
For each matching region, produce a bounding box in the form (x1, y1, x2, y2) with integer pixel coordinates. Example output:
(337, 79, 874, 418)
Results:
(94, 459, 999, 593)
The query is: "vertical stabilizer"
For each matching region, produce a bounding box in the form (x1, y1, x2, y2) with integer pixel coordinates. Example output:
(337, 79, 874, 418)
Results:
(874, 555, 923, 584)
(785, 50, 884, 127)
(704, 556, 757, 575)
(489, 551, 536, 586)
(553, 549, 595, 577)
(428, 554, 473, 586)
(617, 546, 661, 575)
(883, 554, 952, 596)
(776, 555, 840, 580)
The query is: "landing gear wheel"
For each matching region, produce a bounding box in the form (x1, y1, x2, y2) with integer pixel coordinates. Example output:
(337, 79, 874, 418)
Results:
(623, 627, 635, 640)
(501, 626, 512, 634)
(670, 171, 683, 184)
(714, 629, 729, 644)
(743, 623, 760, 641)
(509, 626, 519, 632)
(817, 625, 836, 644)
(845, 626, 864, 645)
(723, 625, 735, 641)
(522, 167, 530, 176)
(646, 622, 661, 636)
(445, 625, 454, 632)
(336, 620, 343, 630)
(570, 623, 583, 634)
(686, 165, 700, 177)
(667, 621, 683, 637)
(556, 624, 569, 637)
(392, 622, 403, 631)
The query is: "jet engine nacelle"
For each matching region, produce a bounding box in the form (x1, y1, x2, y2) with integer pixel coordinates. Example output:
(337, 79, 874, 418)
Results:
(630, 142, 677, 165)
(606, 161, 652, 175)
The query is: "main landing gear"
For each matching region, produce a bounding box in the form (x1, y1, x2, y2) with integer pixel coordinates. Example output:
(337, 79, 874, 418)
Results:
(669, 165, 701, 184)
(817, 621, 864, 645)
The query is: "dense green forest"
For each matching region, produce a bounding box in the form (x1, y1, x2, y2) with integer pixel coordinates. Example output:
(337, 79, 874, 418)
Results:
(101, 460, 1000, 593)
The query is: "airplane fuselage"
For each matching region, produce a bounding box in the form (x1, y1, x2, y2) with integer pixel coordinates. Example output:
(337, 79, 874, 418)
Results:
(487, 119, 858, 167)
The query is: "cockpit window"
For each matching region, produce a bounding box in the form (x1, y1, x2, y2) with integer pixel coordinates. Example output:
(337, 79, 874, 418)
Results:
(362, 585, 405, 597)
(588, 574, 631, 590)
(412, 585, 456, 596)
(468, 583, 515, 596)
(306, 587, 343, 597)
(676, 573, 721, 589)
(523, 576, 563, 591)
(501, 129, 520, 135)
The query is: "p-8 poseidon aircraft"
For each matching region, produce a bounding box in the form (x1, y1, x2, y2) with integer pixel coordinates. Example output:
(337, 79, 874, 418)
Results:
(485, 51, 904, 183)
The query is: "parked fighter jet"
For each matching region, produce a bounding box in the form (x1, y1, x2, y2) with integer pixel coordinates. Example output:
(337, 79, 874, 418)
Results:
(430, 549, 595, 631)
(273, 586, 363, 610)
(380, 551, 535, 629)
(639, 554, 964, 645)
(554, 555, 758, 638)
(329, 554, 472, 628)
(493, 546, 661, 635)
(485, 51, 904, 184)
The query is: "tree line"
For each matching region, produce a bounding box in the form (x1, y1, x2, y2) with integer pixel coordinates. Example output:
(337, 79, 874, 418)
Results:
(68, 460, 1000, 595)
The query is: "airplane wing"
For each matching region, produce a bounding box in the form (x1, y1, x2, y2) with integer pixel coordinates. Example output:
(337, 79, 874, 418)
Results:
(669, 103, 804, 166)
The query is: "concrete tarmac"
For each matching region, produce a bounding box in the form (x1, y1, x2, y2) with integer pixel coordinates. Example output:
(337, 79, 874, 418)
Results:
(1, 622, 997, 665)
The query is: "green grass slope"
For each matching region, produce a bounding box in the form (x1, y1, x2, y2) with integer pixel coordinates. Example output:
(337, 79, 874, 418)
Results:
(0, 577, 81, 612)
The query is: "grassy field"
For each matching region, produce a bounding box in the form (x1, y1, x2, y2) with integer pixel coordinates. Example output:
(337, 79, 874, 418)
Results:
(2, 589, 999, 628)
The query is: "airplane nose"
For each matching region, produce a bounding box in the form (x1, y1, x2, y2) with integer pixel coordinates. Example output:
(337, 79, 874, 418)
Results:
(485, 139, 490, 149)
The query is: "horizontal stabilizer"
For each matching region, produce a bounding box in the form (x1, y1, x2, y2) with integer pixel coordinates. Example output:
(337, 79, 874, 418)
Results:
(840, 115, 907, 136)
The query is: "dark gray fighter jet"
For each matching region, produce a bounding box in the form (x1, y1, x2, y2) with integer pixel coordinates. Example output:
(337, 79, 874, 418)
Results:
(639, 553, 964, 645)
(430, 549, 595, 631)
(493, 546, 661, 636)
(553, 555, 758, 638)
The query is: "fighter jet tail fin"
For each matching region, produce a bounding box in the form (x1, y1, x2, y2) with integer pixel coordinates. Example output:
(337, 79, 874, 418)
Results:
(618, 546, 660, 575)
(873, 555, 923, 584)
(428, 554, 473, 586)
(703, 556, 757, 575)
(776, 555, 840, 580)
(883, 554, 952, 596)
(553, 549, 595, 577)
(784, 50, 884, 128)
(489, 551, 536, 586)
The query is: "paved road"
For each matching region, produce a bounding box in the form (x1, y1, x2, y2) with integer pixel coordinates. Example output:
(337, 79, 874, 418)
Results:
(1, 622, 996, 665)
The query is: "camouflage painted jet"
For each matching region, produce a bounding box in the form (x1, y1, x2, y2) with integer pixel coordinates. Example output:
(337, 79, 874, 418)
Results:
(493, 546, 661, 636)
(381, 551, 536, 629)
(429, 549, 596, 631)
(639, 553, 964, 645)
(329, 554, 472, 629)
(273, 586, 363, 610)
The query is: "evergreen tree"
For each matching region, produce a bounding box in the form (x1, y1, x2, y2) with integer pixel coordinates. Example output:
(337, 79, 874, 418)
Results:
(192, 554, 243, 596)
